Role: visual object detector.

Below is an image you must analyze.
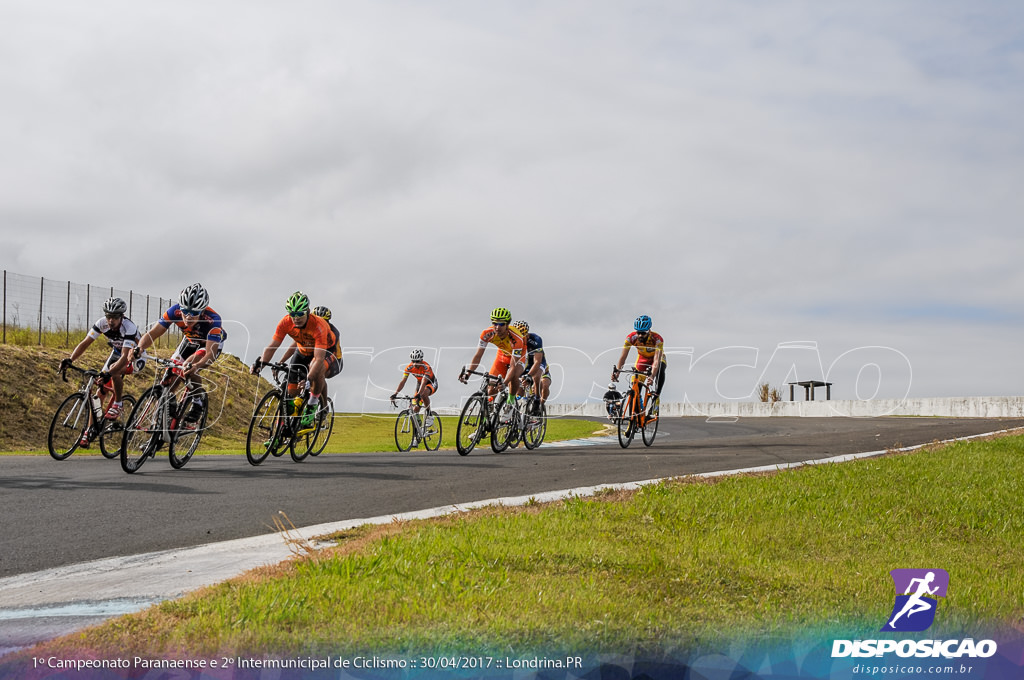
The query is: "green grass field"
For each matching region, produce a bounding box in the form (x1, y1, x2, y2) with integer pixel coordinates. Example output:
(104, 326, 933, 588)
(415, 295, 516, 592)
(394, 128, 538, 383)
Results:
(25, 433, 1024, 659)
(9, 414, 606, 456)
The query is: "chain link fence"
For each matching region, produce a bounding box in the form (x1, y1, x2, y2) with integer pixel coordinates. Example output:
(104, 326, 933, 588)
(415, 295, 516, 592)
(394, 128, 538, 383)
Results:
(2, 270, 181, 349)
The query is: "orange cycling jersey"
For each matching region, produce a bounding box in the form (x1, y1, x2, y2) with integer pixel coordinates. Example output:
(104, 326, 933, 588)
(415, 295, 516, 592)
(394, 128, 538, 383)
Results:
(403, 361, 437, 384)
(478, 327, 526, 360)
(273, 315, 336, 357)
(624, 331, 668, 367)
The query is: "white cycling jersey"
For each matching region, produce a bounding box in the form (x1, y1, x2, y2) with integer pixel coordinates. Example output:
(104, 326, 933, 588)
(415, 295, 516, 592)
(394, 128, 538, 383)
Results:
(87, 316, 141, 351)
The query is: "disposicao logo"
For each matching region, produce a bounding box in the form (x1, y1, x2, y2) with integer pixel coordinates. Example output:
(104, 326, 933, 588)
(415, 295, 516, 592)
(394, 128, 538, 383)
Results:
(831, 568, 998, 660)
(882, 568, 948, 632)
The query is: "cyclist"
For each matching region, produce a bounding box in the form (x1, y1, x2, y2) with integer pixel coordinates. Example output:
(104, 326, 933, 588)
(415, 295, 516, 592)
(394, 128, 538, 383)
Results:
(390, 349, 438, 426)
(251, 292, 341, 428)
(511, 320, 551, 412)
(60, 297, 148, 437)
(602, 382, 623, 420)
(133, 283, 225, 422)
(611, 314, 667, 395)
(280, 305, 343, 367)
(458, 307, 527, 398)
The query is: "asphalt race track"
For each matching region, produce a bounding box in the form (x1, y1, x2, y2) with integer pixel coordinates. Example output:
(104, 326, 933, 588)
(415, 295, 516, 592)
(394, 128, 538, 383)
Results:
(3, 416, 1023, 579)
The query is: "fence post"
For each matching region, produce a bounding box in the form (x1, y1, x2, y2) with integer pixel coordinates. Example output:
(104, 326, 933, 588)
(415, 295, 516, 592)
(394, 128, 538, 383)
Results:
(66, 280, 71, 348)
(3, 270, 6, 344)
(38, 276, 44, 346)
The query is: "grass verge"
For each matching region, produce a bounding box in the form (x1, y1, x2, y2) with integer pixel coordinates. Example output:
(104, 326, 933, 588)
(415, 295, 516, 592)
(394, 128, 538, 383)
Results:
(17, 434, 1024, 660)
(4, 416, 604, 456)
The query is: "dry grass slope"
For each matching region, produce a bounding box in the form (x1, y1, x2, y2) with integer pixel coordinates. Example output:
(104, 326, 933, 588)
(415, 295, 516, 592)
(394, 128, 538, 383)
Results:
(0, 343, 269, 451)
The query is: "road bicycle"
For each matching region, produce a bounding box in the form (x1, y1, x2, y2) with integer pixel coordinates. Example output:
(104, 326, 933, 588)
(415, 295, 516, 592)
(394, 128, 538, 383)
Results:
(48, 363, 137, 460)
(455, 369, 507, 455)
(518, 374, 547, 450)
(245, 361, 334, 465)
(391, 395, 442, 451)
(120, 357, 209, 473)
(612, 366, 660, 448)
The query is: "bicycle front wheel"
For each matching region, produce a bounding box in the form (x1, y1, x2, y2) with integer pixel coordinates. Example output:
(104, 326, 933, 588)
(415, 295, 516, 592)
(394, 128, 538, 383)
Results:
(246, 390, 285, 466)
(523, 399, 547, 450)
(121, 388, 162, 474)
(423, 411, 442, 451)
(309, 397, 334, 456)
(394, 410, 415, 452)
(617, 394, 636, 449)
(456, 396, 487, 456)
(169, 394, 207, 469)
(641, 393, 660, 447)
(99, 395, 136, 459)
(48, 393, 88, 460)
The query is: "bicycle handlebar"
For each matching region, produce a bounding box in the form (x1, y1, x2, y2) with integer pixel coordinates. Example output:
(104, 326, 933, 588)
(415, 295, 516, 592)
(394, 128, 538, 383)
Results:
(462, 369, 503, 381)
(58, 363, 100, 382)
(611, 365, 651, 383)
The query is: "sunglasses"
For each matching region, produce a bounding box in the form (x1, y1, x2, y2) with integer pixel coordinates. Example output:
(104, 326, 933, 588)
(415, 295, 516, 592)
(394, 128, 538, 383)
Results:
(105, 314, 123, 320)
(290, 311, 309, 319)
(492, 322, 508, 327)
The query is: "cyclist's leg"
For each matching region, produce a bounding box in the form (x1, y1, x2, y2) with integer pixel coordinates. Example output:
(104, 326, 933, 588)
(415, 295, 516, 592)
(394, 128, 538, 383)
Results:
(416, 379, 435, 412)
(287, 353, 312, 402)
(655, 363, 667, 397)
(488, 354, 511, 397)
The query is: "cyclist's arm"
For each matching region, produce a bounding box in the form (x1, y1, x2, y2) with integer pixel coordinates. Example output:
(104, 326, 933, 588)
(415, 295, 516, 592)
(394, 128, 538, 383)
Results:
(280, 341, 298, 363)
(67, 334, 96, 363)
(194, 337, 218, 370)
(613, 345, 631, 375)
(464, 346, 486, 374)
(258, 338, 283, 365)
(394, 373, 409, 396)
(106, 349, 132, 375)
(137, 323, 168, 353)
(648, 348, 663, 385)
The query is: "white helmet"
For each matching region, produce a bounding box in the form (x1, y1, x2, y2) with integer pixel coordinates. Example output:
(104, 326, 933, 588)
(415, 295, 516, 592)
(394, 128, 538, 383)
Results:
(410, 349, 424, 362)
(102, 297, 127, 315)
(179, 283, 209, 313)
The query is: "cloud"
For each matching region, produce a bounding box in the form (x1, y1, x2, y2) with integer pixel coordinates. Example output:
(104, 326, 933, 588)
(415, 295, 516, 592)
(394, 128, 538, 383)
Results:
(1, 1, 1022, 409)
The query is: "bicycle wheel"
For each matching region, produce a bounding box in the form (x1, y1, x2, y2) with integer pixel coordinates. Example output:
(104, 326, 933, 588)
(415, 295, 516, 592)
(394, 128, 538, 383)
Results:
(309, 397, 334, 456)
(394, 409, 415, 452)
(641, 392, 660, 446)
(523, 399, 547, 450)
(290, 403, 320, 462)
(121, 388, 162, 474)
(99, 395, 136, 459)
(246, 390, 285, 466)
(456, 395, 487, 456)
(423, 410, 442, 451)
(490, 398, 517, 453)
(169, 394, 207, 469)
(48, 393, 88, 460)
(617, 393, 636, 448)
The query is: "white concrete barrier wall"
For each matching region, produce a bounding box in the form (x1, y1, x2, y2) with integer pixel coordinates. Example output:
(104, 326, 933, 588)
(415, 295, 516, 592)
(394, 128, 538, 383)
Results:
(546, 397, 1024, 419)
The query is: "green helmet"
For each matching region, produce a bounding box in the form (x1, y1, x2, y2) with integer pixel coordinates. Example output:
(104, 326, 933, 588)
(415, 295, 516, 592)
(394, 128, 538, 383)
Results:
(285, 291, 311, 315)
(490, 307, 512, 323)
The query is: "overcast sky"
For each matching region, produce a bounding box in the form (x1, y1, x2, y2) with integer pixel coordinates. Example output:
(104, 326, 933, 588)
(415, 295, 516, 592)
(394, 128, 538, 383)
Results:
(2, 1, 1022, 411)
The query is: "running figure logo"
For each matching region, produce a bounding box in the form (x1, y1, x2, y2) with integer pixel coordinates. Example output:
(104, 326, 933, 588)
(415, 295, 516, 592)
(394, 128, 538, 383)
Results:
(882, 569, 949, 632)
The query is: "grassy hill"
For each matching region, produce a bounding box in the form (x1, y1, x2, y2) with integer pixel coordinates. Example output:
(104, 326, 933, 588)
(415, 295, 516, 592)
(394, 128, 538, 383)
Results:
(0, 343, 268, 451)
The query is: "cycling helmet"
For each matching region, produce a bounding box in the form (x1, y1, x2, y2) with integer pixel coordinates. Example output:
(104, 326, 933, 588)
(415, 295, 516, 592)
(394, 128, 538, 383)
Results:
(312, 305, 332, 322)
(102, 297, 127, 315)
(490, 307, 512, 323)
(511, 320, 529, 335)
(634, 315, 652, 332)
(410, 349, 424, 362)
(285, 291, 311, 315)
(179, 283, 209, 313)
